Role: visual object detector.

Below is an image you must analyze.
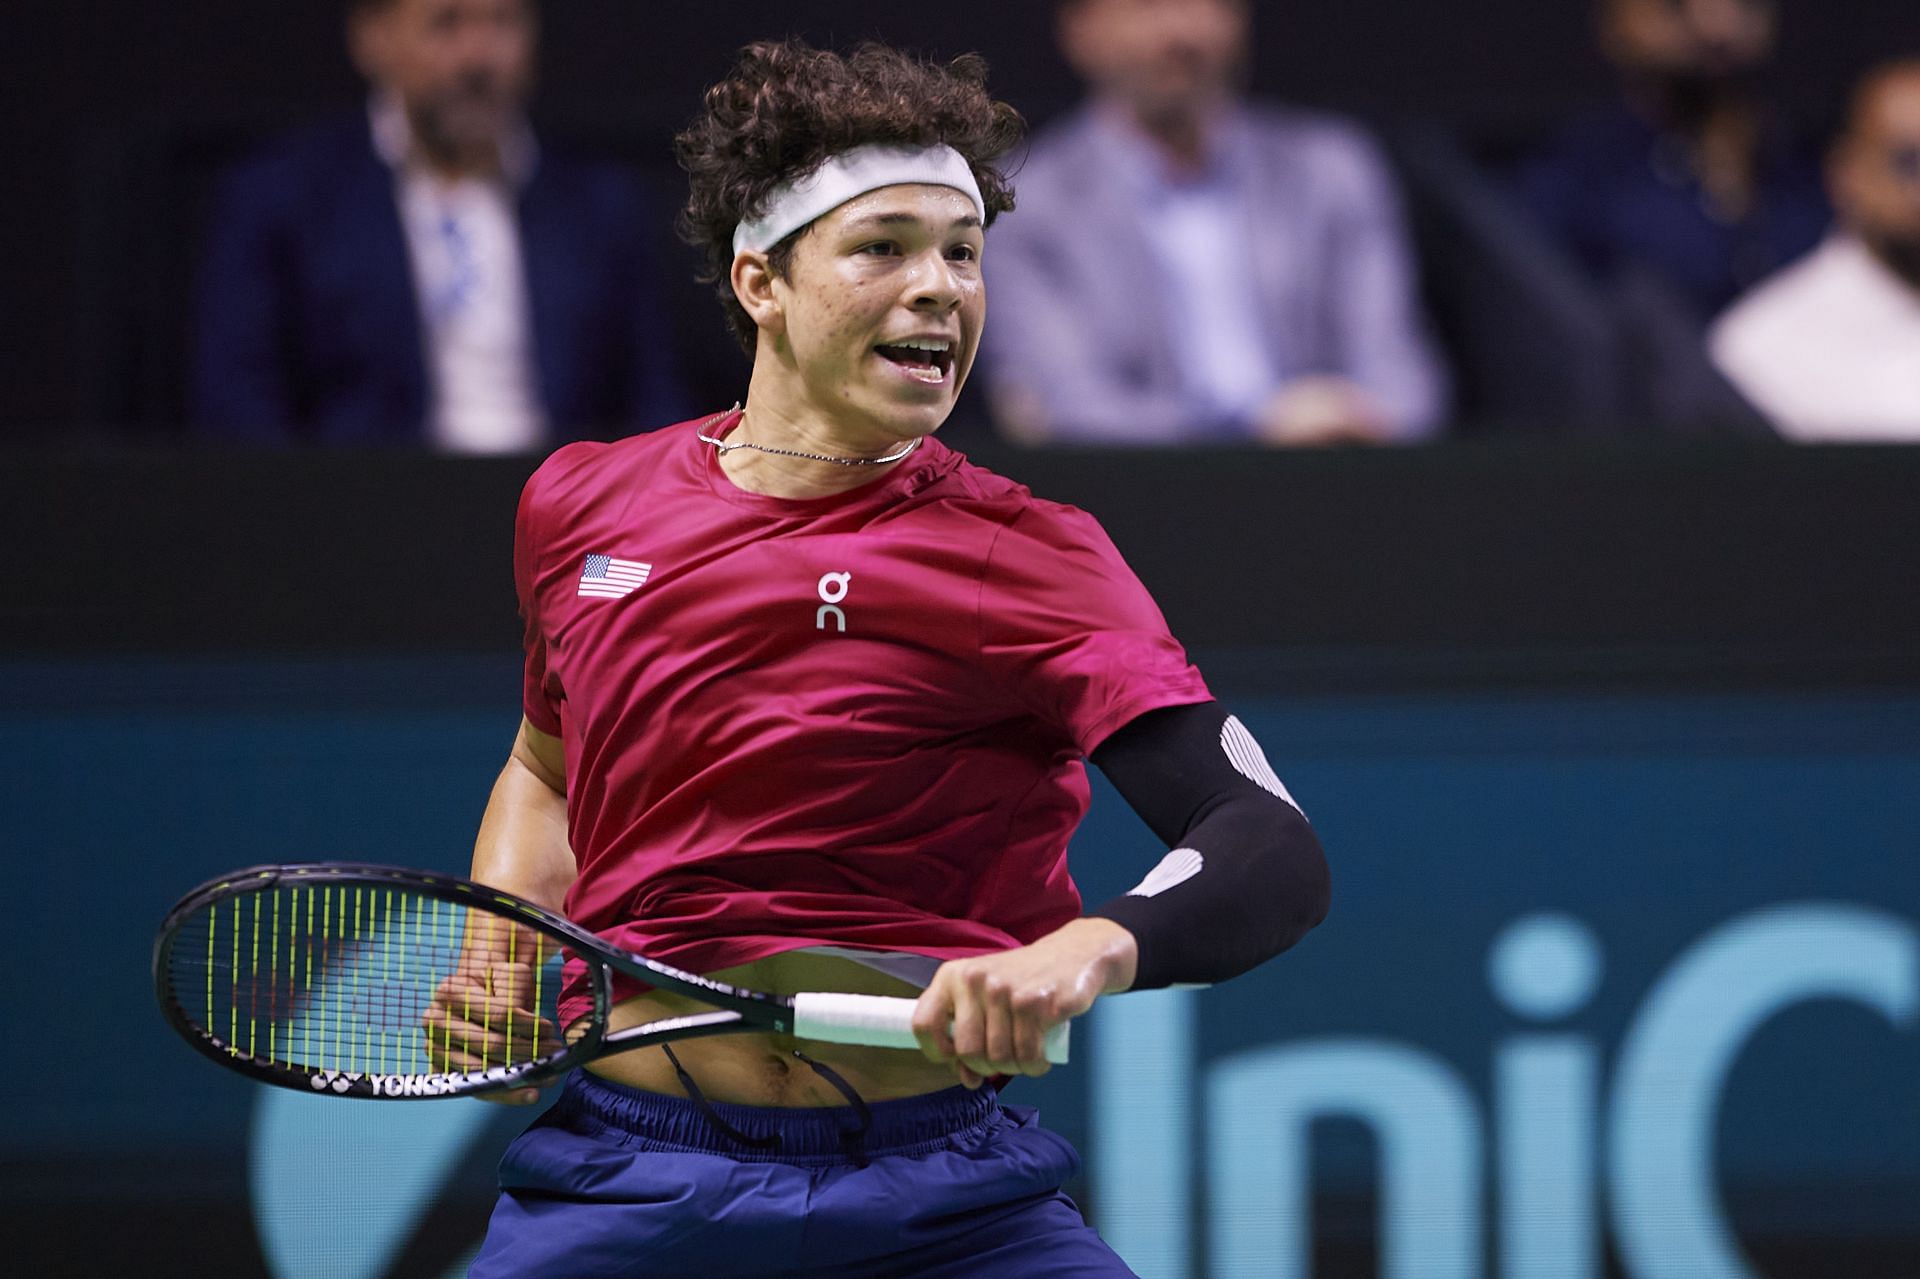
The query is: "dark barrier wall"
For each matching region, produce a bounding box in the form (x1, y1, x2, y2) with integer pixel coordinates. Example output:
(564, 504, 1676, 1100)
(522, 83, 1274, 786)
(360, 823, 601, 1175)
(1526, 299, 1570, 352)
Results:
(4, 444, 1919, 1278)
(8, 442, 1920, 680)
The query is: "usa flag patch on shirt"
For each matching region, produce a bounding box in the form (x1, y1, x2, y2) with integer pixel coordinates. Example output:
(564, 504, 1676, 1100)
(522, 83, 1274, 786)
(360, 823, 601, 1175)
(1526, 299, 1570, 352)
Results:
(577, 554, 652, 599)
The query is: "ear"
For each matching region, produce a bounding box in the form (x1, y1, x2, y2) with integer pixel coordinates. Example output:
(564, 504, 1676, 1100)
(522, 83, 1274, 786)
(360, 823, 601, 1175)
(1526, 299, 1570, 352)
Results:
(731, 250, 786, 339)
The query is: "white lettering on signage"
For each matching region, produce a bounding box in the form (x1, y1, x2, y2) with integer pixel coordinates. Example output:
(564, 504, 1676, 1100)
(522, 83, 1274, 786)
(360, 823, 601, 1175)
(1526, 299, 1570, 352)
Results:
(1093, 904, 1918, 1279)
(1607, 906, 1916, 1279)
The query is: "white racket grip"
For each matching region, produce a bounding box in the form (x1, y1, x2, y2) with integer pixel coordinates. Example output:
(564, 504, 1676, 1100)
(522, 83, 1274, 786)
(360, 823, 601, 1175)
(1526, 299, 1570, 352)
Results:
(790, 992, 1071, 1064)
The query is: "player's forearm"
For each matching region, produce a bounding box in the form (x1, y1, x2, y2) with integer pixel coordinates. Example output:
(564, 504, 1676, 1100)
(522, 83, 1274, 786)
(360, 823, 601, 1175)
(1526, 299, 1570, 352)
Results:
(915, 915, 1139, 1083)
(1038, 916, 1139, 995)
(471, 751, 576, 914)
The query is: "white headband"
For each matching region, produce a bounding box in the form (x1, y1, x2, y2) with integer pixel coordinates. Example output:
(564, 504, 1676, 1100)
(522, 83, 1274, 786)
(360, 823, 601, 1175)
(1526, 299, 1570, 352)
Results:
(732, 143, 986, 257)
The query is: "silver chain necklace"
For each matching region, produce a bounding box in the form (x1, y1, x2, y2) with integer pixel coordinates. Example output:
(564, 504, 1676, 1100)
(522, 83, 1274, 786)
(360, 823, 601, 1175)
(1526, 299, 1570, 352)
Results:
(695, 404, 921, 468)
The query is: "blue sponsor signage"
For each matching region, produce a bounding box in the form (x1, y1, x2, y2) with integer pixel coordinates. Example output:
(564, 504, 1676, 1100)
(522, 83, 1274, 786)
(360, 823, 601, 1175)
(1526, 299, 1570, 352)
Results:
(6, 662, 1916, 1276)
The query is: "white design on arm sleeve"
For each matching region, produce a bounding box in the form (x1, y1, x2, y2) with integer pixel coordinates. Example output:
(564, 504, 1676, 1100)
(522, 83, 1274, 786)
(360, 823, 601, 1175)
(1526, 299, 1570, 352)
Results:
(1127, 847, 1205, 898)
(1220, 716, 1303, 814)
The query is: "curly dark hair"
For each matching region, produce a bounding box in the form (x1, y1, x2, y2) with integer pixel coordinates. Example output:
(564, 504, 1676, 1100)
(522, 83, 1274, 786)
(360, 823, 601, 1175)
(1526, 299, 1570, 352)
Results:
(675, 39, 1025, 351)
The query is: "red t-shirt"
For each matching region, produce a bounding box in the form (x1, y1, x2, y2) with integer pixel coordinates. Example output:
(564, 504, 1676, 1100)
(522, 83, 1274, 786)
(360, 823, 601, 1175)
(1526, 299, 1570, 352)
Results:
(515, 411, 1212, 1022)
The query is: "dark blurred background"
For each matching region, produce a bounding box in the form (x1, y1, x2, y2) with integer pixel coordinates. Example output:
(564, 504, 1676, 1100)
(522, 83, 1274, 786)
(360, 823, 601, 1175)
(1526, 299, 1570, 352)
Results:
(5, 0, 1917, 439)
(6, 5, 1920, 1278)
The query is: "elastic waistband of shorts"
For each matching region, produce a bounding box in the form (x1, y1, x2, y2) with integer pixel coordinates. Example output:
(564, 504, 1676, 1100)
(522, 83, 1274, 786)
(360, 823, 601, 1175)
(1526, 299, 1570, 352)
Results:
(557, 1070, 1002, 1162)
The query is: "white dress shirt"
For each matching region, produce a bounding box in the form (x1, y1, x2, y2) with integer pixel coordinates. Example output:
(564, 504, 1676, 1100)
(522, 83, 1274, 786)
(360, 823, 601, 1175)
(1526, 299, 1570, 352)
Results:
(1117, 119, 1283, 423)
(371, 94, 547, 454)
(982, 103, 1446, 444)
(1710, 234, 1920, 442)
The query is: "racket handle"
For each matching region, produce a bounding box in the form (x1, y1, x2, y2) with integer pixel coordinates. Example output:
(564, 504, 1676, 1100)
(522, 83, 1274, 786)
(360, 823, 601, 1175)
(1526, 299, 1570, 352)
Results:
(790, 992, 1071, 1065)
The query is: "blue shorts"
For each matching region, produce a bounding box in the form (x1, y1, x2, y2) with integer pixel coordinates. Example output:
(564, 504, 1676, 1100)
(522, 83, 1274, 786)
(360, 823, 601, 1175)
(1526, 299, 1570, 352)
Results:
(470, 1071, 1137, 1278)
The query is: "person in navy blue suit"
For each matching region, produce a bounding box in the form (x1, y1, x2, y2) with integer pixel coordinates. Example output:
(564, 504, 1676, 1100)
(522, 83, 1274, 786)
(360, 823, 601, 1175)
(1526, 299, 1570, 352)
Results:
(1517, 0, 1829, 323)
(192, 0, 686, 451)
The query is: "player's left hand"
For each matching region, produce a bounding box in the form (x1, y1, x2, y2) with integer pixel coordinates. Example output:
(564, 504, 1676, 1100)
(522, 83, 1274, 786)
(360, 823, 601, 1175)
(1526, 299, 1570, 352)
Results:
(912, 918, 1138, 1087)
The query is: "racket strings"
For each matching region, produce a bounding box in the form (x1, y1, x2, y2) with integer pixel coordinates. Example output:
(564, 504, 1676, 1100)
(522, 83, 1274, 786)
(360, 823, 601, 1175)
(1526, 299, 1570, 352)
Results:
(164, 884, 564, 1081)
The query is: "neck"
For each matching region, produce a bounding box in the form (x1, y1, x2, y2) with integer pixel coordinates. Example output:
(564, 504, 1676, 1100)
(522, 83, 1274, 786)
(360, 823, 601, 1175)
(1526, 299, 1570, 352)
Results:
(1625, 75, 1758, 216)
(415, 139, 502, 184)
(713, 375, 923, 500)
(1858, 228, 1920, 294)
(1626, 71, 1752, 140)
(400, 102, 505, 182)
(1118, 97, 1224, 178)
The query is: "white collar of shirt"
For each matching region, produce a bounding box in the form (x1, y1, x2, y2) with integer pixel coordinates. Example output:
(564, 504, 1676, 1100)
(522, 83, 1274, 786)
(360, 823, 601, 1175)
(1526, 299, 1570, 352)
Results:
(1818, 233, 1920, 323)
(1711, 233, 1920, 442)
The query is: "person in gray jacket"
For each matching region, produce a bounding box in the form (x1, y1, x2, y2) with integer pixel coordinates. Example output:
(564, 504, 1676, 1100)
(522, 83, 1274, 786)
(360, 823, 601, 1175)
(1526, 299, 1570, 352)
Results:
(984, 0, 1446, 446)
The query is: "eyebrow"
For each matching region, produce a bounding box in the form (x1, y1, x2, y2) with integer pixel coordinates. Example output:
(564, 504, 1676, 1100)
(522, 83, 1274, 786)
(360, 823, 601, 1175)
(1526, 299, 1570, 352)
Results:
(842, 212, 984, 232)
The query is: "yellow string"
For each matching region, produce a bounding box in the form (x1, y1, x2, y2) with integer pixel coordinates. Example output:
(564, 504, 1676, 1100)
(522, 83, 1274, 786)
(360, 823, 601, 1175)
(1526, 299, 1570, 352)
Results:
(288, 887, 298, 1062)
(414, 892, 425, 1073)
(269, 890, 280, 1063)
(325, 886, 337, 1070)
(229, 897, 239, 1053)
(478, 905, 490, 1074)
(248, 893, 261, 1058)
(446, 898, 459, 1075)
(383, 888, 394, 1074)
(355, 887, 365, 1074)
(400, 891, 410, 1072)
(304, 887, 315, 1064)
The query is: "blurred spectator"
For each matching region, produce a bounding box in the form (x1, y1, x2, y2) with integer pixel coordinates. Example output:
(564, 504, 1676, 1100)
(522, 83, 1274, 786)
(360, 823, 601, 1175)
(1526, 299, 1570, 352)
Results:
(1710, 61, 1920, 440)
(191, 0, 684, 450)
(1519, 0, 1828, 323)
(982, 0, 1446, 446)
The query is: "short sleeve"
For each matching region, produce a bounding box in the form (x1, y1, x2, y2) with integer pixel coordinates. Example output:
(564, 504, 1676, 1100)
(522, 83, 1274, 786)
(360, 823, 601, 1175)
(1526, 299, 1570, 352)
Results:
(514, 464, 565, 737)
(978, 503, 1211, 754)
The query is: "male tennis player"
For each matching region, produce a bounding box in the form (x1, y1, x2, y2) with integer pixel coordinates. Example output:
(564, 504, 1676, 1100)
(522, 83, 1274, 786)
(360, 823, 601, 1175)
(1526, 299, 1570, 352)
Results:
(456, 39, 1329, 1277)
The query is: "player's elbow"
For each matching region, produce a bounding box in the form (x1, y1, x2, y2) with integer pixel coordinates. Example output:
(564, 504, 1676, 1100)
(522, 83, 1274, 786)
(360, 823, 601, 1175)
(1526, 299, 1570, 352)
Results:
(1300, 832, 1332, 936)
(1273, 805, 1331, 950)
(1202, 802, 1330, 979)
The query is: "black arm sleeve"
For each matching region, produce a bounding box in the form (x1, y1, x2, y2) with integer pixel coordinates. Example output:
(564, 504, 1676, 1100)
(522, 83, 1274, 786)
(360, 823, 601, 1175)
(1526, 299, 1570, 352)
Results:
(1088, 700, 1330, 990)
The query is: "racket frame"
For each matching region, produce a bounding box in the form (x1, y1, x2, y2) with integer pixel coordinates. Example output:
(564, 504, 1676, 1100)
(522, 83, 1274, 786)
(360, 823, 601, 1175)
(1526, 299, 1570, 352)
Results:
(153, 862, 797, 1099)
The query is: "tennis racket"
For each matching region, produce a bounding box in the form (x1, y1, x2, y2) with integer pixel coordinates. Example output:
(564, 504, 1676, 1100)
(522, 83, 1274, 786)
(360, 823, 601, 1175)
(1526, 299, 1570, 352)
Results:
(154, 862, 1069, 1100)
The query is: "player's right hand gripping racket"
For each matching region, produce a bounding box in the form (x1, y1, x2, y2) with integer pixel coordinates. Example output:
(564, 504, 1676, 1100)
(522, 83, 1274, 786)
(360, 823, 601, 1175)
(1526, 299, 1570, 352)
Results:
(154, 862, 1069, 1100)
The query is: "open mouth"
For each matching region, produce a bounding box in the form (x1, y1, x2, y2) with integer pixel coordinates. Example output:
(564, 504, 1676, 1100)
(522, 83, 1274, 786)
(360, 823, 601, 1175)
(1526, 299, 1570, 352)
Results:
(874, 339, 955, 384)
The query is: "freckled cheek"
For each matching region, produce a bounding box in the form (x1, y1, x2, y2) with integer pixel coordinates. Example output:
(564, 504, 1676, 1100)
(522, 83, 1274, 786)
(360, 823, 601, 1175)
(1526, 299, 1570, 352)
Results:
(791, 297, 854, 350)
(820, 294, 893, 350)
